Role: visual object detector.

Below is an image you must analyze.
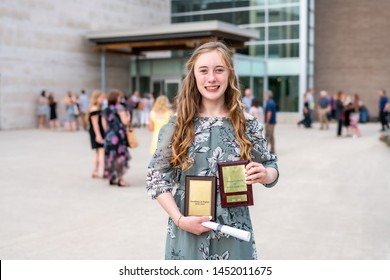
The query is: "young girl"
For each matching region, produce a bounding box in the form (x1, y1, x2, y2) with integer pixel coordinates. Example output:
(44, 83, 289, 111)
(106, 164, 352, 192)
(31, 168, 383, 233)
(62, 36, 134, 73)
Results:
(148, 95, 173, 154)
(146, 41, 279, 260)
(87, 90, 106, 178)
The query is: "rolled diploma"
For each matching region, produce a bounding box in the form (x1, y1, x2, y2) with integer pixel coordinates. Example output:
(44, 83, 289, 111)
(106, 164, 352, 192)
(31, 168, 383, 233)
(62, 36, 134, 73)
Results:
(201, 221, 251, 242)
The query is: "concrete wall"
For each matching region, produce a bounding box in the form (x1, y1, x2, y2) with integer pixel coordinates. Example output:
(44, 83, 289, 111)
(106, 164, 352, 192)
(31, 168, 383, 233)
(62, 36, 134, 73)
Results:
(314, 0, 390, 119)
(0, 0, 170, 129)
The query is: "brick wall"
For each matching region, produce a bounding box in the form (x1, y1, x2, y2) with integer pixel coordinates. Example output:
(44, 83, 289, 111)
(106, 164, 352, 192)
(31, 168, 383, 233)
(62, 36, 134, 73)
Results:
(0, 0, 170, 129)
(314, 0, 390, 119)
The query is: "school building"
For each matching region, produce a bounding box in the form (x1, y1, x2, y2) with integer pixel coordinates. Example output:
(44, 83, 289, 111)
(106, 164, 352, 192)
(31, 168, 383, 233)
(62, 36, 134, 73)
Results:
(0, 0, 388, 129)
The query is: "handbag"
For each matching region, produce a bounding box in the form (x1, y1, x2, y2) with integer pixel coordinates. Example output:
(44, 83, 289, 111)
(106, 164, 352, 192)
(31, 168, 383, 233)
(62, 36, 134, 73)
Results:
(126, 125, 139, 148)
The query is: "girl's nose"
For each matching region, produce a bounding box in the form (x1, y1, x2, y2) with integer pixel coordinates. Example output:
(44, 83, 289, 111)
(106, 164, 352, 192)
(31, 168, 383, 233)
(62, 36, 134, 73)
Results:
(207, 72, 216, 82)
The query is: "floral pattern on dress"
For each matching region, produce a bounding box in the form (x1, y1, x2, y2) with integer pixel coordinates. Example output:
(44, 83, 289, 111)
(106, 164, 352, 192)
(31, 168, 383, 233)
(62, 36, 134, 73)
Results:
(146, 116, 278, 260)
(103, 104, 130, 180)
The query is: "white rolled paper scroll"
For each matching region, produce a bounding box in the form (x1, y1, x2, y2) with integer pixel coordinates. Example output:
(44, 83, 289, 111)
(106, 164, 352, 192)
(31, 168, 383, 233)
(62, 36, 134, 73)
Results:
(201, 221, 251, 242)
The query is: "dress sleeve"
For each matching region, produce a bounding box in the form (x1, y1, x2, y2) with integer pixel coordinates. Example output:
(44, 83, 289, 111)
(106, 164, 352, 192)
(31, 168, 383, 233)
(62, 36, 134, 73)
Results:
(246, 118, 279, 188)
(146, 118, 179, 199)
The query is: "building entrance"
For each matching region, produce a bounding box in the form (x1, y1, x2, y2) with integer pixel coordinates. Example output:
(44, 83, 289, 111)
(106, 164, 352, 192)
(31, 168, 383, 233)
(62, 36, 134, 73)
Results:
(152, 79, 181, 104)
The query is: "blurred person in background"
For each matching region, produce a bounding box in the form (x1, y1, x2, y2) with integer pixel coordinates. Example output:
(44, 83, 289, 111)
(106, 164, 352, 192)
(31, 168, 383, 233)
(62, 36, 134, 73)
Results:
(37, 90, 49, 129)
(141, 93, 154, 128)
(103, 89, 131, 187)
(242, 88, 254, 113)
(79, 89, 90, 130)
(248, 97, 264, 124)
(48, 92, 60, 130)
(306, 89, 315, 123)
(73, 94, 81, 130)
(343, 94, 353, 137)
(87, 90, 106, 179)
(378, 89, 390, 131)
(148, 95, 173, 155)
(317, 90, 330, 130)
(129, 90, 141, 128)
(297, 92, 312, 128)
(350, 94, 362, 138)
(264, 90, 277, 154)
(335, 91, 345, 137)
(63, 91, 77, 131)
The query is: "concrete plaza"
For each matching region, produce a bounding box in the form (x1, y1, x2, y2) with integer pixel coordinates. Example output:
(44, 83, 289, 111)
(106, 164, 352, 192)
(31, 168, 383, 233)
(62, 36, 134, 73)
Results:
(0, 122, 389, 260)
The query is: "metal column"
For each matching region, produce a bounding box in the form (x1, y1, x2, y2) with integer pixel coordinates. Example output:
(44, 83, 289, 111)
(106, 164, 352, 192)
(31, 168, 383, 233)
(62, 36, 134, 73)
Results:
(100, 48, 106, 92)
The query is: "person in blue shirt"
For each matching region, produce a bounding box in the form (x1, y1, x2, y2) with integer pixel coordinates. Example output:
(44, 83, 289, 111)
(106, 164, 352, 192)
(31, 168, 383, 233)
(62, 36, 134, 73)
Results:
(379, 89, 389, 131)
(264, 90, 277, 154)
(317, 90, 330, 130)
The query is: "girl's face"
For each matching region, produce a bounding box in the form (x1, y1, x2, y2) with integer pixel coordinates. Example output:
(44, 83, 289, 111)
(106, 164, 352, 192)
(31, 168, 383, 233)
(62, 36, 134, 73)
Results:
(194, 50, 229, 104)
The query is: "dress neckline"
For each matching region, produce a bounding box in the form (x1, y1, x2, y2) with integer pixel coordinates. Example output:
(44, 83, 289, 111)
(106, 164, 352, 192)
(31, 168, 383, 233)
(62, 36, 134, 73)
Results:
(195, 116, 230, 120)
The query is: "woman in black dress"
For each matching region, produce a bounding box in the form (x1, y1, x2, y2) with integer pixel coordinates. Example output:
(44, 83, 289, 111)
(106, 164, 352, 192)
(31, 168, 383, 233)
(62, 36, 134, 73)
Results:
(87, 90, 106, 178)
(335, 91, 345, 137)
(48, 93, 60, 129)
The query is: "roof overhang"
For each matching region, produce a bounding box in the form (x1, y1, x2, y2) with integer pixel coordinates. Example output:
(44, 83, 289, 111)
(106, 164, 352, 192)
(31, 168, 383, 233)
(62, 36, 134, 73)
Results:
(86, 20, 259, 55)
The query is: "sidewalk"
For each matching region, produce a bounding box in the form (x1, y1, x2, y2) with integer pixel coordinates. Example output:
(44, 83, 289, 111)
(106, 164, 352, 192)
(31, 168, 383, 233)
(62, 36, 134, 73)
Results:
(0, 123, 389, 259)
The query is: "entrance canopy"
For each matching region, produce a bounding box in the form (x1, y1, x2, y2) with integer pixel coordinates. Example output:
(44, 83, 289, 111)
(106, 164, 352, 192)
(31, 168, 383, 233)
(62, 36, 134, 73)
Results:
(86, 20, 259, 55)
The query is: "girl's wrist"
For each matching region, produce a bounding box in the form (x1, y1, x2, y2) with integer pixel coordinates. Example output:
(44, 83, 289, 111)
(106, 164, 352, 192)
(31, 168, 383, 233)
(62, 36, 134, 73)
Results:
(175, 214, 183, 228)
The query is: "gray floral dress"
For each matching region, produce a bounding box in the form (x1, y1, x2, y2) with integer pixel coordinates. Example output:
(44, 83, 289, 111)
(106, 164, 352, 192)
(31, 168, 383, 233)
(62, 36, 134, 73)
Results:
(146, 116, 278, 260)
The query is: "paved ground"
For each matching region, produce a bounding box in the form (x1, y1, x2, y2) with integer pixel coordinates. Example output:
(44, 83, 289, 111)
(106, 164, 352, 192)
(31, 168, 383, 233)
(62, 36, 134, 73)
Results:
(0, 122, 389, 260)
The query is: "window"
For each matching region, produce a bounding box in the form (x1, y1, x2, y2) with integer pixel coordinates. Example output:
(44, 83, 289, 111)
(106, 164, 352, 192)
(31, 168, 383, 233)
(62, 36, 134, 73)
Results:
(268, 0, 299, 5)
(268, 25, 299, 40)
(269, 43, 299, 58)
(204, 12, 233, 23)
(269, 6, 299, 22)
(268, 75, 299, 112)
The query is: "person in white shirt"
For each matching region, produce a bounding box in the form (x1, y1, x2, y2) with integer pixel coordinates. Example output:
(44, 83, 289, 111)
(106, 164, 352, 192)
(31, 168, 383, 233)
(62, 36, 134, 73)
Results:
(248, 98, 264, 124)
(242, 88, 254, 113)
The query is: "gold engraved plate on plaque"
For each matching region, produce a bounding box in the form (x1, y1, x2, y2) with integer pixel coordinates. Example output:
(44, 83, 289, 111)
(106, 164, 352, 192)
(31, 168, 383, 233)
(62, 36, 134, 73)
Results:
(222, 165, 247, 193)
(227, 194, 248, 203)
(185, 176, 216, 220)
(218, 160, 254, 208)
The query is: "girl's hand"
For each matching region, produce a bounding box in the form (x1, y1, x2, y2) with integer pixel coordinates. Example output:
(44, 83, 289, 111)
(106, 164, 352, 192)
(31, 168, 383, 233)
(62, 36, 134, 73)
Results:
(245, 161, 268, 185)
(177, 216, 212, 235)
(95, 135, 104, 144)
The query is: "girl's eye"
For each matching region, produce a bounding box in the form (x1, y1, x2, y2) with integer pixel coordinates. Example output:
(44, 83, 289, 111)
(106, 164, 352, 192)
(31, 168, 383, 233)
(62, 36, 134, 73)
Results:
(200, 69, 208, 74)
(215, 68, 224, 73)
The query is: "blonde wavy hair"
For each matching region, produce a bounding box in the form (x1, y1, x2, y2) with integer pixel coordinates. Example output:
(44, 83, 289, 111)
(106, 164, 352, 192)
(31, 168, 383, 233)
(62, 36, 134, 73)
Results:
(86, 90, 105, 118)
(152, 95, 171, 113)
(171, 41, 252, 170)
(88, 90, 104, 111)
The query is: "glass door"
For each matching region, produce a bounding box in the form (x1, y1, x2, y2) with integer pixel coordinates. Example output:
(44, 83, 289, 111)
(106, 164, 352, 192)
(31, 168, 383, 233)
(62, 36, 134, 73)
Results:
(152, 80, 164, 99)
(165, 80, 181, 104)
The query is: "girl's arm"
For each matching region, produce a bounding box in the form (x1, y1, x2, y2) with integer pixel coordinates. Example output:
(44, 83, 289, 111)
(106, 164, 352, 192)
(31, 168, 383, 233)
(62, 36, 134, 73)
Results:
(118, 110, 130, 126)
(156, 193, 211, 236)
(147, 114, 154, 132)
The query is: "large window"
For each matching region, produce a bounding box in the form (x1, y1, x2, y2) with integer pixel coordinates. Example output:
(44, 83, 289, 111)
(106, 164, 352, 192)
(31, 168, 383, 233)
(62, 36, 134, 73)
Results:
(171, 0, 305, 112)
